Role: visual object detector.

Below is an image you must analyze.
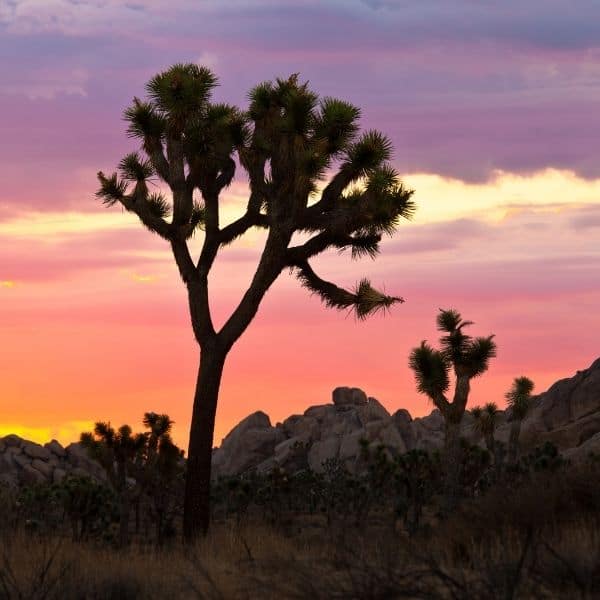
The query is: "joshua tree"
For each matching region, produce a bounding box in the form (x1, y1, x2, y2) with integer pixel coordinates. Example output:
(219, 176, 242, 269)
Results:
(409, 309, 496, 508)
(471, 402, 499, 461)
(141, 412, 184, 544)
(97, 64, 415, 540)
(506, 376, 535, 463)
(80, 422, 147, 546)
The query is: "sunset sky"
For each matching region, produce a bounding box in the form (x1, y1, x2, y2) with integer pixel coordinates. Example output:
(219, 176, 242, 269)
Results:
(1, 1, 599, 448)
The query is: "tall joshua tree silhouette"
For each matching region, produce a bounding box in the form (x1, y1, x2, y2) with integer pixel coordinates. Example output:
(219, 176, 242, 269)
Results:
(409, 309, 496, 508)
(97, 64, 415, 540)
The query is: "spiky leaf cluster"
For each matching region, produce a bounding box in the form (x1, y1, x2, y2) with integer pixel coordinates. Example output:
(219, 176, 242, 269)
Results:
(409, 309, 497, 414)
(436, 309, 496, 378)
(505, 376, 535, 421)
(98, 64, 413, 342)
(409, 341, 451, 400)
(471, 402, 499, 435)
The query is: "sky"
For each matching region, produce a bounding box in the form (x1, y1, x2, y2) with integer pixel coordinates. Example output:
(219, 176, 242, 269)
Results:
(1, 0, 599, 448)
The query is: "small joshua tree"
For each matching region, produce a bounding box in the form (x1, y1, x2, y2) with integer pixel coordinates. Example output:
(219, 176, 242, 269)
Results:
(141, 412, 184, 544)
(80, 423, 147, 546)
(409, 309, 496, 508)
(506, 376, 535, 463)
(97, 64, 415, 540)
(471, 402, 500, 462)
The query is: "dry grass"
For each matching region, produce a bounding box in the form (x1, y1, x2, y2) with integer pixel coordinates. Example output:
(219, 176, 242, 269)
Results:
(0, 517, 599, 599)
(2, 463, 600, 598)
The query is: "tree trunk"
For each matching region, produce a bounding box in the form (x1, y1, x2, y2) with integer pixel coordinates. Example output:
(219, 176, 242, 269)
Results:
(183, 345, 226, 543)
(443, 418, 462, 512)
(508, 420, 521, 464)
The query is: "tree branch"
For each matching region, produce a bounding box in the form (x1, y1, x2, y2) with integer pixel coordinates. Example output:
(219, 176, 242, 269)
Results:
(300, 166, 355, 226)
(286, 231, 381, 264)
(167, 136, 192, 225)
(219, 229, 288, 350)
(144, 138, 171, 184)
(293, 259, 403, 319)
(219, 210, 269, 245)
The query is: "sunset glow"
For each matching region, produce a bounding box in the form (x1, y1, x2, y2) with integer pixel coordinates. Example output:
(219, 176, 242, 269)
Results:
(1, 1, 599, 448)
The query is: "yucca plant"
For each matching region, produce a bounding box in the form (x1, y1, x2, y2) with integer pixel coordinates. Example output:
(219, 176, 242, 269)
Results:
(505, 376, 535, 463)
(141, 412, 184, 545)
(471, 402, 500, 462)
(80, 422, 147, 546)
(97, 64, 415, 540)
(409, 309, 496, 509)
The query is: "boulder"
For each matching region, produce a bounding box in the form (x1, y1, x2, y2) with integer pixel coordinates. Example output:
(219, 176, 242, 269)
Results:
(216, 415, 284, 476)
(304, 404, 336, 422)
(339, 430, 366, 462)
(23, 442, 51, 461)
(326, 411, 362, 437)
(377, 423, 407, 455)
(45, 439, 66, 458)
(21, 464, 46, 485)
(365, 420, 387, 441)
(275, 437, 303, 461)
(392, 409, 416, 449)
(282, 415, 319, 441)
(3, 434, 23, 448)
(332, 387, 368, 407)
(563, 431, 600, 462)
(219, 411, 272, 447)
(308, 437, 340, 472)
(31, 459, 53, 479)
(0, 439, 5, 453)
(0, 453, 11, 474)
(13, 453, 30, 469)
(538, 412, 600, 451)
(357, 397, 391, 425)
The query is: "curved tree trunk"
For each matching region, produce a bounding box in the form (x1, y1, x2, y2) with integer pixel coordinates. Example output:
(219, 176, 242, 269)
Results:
(508, 420, 521, 464)
(183, 345, 226, 543)
(443, 418, 462, 512)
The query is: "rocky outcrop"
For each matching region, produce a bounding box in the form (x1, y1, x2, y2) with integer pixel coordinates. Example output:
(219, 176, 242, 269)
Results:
(2, 359, 599, 486)
(0, 437, 106, 489)
(211, 358, 600, 477)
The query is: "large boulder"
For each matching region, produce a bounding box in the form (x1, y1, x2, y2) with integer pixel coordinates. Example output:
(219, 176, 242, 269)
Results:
(213, 411, 285, 477)
(21, 464, 46, 485)
(391, 409, 416, 449)
(219, 411, 272, 446)
(45, 439, 66, 458)
(31, 459, 53, 479)
(304, 404, 336, 422)
(23, 442, 50, 461)
(332, 387, 368, 407)
(377, 422, 407, 455)
(282, 415, 319, 442)
(357, 397, 391, 425)
(3, 434, 23, 448)
(308, 437, 340, 472)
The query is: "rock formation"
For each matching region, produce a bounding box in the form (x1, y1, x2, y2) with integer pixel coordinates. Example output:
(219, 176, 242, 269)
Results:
(211, 358, 600, 477)
(0, 437, 106, 489)
(1, 358, 599, 486)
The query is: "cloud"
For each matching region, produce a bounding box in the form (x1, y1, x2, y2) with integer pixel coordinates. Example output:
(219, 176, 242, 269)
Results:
(2, 66, 88, 99)
(2, 2, 600, 181)
(570, 204, 600, 230)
